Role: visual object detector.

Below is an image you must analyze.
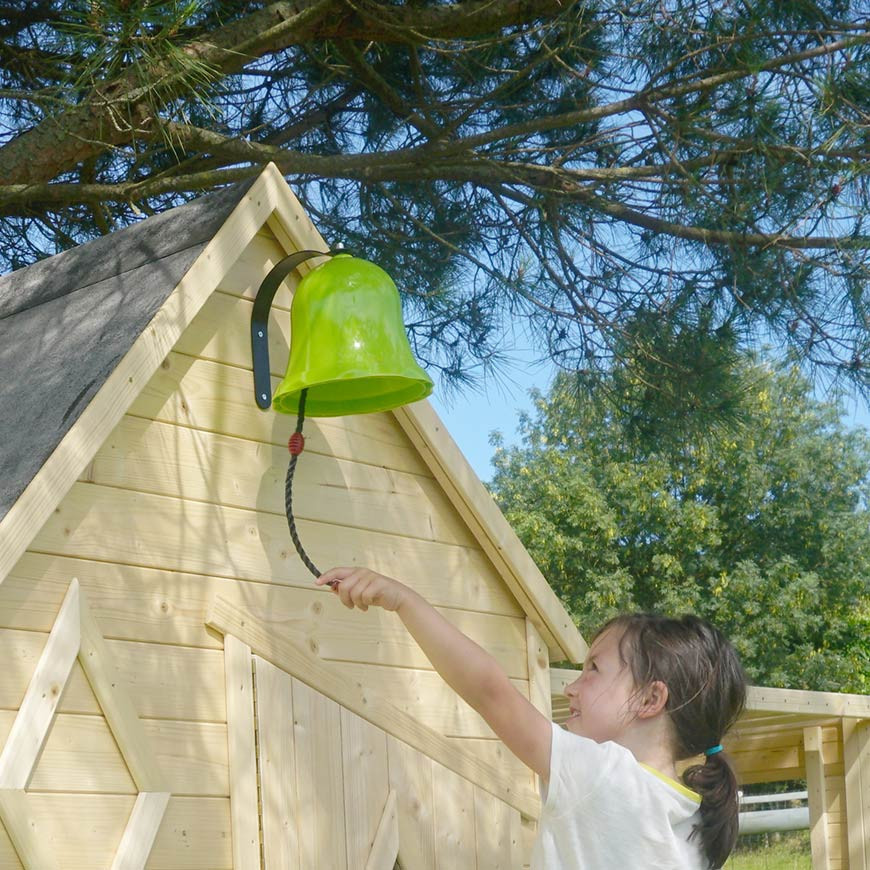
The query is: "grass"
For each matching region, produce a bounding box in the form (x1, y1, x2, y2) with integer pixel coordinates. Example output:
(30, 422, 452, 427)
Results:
(724, 832, 812, 870)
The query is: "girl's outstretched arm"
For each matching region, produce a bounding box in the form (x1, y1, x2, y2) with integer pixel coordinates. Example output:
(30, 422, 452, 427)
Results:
(316, 566, 552, 781)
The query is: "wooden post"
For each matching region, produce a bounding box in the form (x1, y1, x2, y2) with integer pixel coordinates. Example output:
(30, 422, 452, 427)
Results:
(525, 619, 552, 721)
(224, 635, 261, 870)
(843, 719, 870, 870)
(804, 726, 831, 870)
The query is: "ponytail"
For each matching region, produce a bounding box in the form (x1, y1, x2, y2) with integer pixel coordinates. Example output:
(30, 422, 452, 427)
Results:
(683, 751, 741, 869)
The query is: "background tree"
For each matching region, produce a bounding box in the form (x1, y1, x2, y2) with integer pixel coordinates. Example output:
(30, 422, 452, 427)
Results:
(1, 1, 869, 415)
(489, 357, 870, 692)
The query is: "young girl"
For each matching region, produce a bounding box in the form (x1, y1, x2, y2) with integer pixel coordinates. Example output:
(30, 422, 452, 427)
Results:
(316, 566, 747, 869)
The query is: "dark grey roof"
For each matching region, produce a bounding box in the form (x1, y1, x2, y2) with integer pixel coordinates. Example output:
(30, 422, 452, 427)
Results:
(0, 177, 259, 526)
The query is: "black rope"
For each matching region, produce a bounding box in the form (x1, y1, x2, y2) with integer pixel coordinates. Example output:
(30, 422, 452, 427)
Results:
(285, 388, 321, 578)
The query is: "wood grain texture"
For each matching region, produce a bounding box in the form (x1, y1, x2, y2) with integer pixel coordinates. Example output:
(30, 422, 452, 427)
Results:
(208, 600, 540, 819)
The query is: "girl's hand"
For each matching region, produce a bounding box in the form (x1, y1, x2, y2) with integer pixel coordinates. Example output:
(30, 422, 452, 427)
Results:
(316, 567, 410, 613)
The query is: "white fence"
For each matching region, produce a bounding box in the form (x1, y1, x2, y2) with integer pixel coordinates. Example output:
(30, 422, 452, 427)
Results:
(738, 791, 809, 835)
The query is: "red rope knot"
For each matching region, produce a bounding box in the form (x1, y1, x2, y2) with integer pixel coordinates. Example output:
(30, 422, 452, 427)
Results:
(288, 432, 305, 455)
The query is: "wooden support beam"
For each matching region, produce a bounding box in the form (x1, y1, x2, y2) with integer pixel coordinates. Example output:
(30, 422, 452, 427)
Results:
(843, 719, 869, 870)
(207, 596, 540, 819)
(750, 686, 870, 720)
(804, 726, 831, 870)
(0, 578, 170, 870)
(110, 791, 171, 870)
(393, 401, 586, 664)
(364, 790, 399, 870)
(0, 789, 57, 869)
(78, 585, 167, 793)
(0, 579, 80, 789)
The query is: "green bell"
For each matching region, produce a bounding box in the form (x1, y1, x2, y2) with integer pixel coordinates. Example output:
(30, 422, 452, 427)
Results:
(271, 254, 433, 416)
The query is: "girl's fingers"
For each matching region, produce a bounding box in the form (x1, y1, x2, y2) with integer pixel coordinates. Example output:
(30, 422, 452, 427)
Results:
(315, 568, 397, 612)
(349, 575, 376, 611)
(316, 566, 354, 586)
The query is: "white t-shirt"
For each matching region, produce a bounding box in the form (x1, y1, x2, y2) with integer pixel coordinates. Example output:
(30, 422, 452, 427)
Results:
(531, 722, 706, 870)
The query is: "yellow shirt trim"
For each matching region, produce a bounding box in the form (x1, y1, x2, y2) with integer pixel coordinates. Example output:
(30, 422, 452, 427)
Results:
(639, 763, 702, 804)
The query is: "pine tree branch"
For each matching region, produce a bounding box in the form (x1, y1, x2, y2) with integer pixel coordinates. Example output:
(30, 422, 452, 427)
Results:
(333, 38, 442, 141)
(0, 0, 571, 187)
(3, 120, 865, 254)
(445, 33, 870, 154)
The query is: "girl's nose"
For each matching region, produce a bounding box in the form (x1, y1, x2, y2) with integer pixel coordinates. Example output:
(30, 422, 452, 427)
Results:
(565, 677, 581, 698)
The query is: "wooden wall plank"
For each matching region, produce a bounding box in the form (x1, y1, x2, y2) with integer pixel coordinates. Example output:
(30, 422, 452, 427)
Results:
(0, 714, 226, 796)
(173, 288, 294, 380)
(77, 584, 167, 793)
(216, 228, 296, 308)
(89, 413, 482, 552)
(432, 761, 476, 870)
(255, 656, 300, 870)
(6, 551, 520, 657)
(148, 794, 230, 868)
(0, 789, 55, 869)
(341, 708, 389, 868)
(525, 620, 552, 721)
(0, 711, 132, 794)
(32, 484, 528, 676)
(128, 351, 426, 475)
(386, 736, 436, 870)
(2, 553, 521, 655)
(0, 580, 80, 789)
(473, 785, 520, 870)
(223, 636, 260, 870)
(291, 678, 347, 870)
(0, 630, 226, 722)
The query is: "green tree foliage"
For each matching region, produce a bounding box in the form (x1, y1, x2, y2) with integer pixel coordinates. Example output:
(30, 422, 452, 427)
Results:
(489, 358, 870, 692)
(0, 2, 869, 410)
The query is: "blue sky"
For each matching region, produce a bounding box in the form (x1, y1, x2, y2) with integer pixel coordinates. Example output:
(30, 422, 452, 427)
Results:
(431, 386, 532, 483)
(429, 350, 554, 483)
(429, 356, 870, 485)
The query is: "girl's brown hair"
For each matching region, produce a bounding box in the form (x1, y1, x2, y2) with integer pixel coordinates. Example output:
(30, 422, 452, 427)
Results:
(597, 613, 747, 869)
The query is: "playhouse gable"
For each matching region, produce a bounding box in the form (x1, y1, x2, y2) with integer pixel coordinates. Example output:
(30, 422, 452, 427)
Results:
(0, 165, 586, 867)
(0, 163, 584, 663)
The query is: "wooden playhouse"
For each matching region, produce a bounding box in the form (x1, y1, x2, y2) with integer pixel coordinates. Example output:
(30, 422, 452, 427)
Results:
(0, 163, 586, 869)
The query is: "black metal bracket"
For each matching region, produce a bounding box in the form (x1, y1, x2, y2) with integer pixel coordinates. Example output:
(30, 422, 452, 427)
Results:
(251, 249, 346, 409)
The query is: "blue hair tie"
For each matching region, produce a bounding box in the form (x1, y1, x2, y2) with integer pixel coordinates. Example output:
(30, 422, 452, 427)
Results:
(704, 744, 723, 756)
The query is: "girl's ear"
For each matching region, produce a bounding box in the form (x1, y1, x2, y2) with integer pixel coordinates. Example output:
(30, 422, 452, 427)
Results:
(637, 680, 669, 718)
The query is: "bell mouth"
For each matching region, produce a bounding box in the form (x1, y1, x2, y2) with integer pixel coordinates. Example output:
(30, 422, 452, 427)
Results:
(273, 374, 432, 417)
